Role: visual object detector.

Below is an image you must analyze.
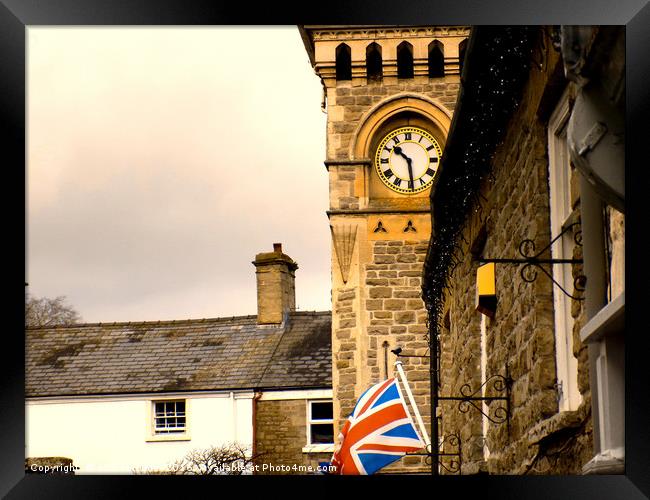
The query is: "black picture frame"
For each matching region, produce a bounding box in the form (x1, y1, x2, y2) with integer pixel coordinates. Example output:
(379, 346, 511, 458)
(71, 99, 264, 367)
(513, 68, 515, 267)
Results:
(3, 0, 648, 498)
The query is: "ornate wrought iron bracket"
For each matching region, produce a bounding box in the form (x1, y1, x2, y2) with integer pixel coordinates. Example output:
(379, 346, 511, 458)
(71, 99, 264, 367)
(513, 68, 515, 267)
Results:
(478, 222, 585, 300)
(410, 433, 462, 474)
(438, 374, 512, 425)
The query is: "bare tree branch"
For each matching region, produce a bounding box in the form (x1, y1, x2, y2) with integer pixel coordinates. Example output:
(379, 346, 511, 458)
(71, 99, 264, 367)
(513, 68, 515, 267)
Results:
(25, 293, 82, 328)
(133, 442, 264, 475)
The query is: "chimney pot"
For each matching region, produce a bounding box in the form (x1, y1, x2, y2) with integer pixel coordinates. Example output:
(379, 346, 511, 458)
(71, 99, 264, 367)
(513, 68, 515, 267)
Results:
(273, 243, 282, 253)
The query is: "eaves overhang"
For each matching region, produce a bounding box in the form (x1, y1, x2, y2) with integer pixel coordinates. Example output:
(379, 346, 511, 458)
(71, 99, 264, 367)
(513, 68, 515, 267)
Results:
(422, 26, 537, 327)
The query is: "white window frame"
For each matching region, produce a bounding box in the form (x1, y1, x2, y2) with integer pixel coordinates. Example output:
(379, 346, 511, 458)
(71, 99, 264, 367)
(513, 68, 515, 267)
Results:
(302, 399, 335, 453)
(146, 398, 191, 442)
(548, 88, 582, 412)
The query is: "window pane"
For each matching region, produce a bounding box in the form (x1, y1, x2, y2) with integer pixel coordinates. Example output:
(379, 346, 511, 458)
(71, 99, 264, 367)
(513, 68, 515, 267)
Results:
(154, 400, 186, 434)
(311, 402, 333, 420)
(311, 423, 334, 444)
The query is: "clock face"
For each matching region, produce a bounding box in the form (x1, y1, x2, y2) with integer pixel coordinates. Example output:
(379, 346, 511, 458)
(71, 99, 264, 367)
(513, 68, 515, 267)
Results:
(374, 126, 442, 194)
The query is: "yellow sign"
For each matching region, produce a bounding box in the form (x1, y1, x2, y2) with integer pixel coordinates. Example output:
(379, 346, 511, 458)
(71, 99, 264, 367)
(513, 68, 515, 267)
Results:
(476, 262, 496, 317)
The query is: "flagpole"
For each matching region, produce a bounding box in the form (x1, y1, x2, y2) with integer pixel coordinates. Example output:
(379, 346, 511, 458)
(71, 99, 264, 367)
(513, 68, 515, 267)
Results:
(394, 361, 430, 446)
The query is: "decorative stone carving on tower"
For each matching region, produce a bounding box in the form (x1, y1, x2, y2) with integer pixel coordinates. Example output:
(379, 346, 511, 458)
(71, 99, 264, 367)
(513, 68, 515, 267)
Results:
(300, 25, 469, 473)
(331, 224, 358, 284)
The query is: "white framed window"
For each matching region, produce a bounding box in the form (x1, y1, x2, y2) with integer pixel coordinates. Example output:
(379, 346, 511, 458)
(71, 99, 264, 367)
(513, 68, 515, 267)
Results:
(154, 400, 186, 433)
(147, 399, 191, 442)
(303, 400, 334, 453)
(548, 88, 582, 412)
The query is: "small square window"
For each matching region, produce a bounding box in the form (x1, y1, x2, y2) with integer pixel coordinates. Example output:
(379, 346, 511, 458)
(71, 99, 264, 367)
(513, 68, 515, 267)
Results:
(311, 402, 333, 420)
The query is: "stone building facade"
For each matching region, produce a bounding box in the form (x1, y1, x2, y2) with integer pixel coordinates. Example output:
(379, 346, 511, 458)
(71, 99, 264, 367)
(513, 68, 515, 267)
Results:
(300, 25, 469, 473)
(255, 396, 333, 475)
(423, 26, 624, 475)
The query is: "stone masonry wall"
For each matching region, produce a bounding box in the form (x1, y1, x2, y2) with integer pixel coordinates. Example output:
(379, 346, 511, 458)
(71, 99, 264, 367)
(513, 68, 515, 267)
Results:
(438, 257, 485, 474)
(255, 399, 331, 475)
(438, 33, 592, 475)
(328, 79, 460, 161)
(332, 284, 358, 426)
(365, 238, 432, 472)
(330, 213, 435, 474)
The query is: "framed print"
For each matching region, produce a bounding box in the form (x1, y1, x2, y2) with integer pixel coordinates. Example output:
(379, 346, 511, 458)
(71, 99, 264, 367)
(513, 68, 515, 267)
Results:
(3, 0, 649, 498)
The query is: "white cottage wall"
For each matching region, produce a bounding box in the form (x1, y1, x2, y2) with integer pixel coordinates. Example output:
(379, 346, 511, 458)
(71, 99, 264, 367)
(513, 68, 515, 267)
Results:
(26, 392, 253, 474)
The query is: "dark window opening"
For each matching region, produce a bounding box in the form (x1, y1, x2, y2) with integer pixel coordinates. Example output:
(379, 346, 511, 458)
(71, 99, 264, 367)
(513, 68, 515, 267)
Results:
(397, 42, 414, 79)
(311, 401, 334, 420)
(336, 43, 352, 81)
(310, 424, 335, 444)
(428, 40, 445, 78)
(366, 42, 383, 81)
(308, 401, 334, 445)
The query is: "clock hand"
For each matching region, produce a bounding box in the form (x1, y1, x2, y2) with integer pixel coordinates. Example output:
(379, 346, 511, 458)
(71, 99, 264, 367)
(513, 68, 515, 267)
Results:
(393, 146, 415, 189)
(393, 146, 414, 163)
(406, 158, 415, 189)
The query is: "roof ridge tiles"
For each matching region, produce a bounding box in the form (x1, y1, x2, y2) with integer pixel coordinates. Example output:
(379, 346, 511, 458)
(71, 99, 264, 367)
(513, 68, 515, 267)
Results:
(26, 314, 262, 331)
(26, 311, 333, 331)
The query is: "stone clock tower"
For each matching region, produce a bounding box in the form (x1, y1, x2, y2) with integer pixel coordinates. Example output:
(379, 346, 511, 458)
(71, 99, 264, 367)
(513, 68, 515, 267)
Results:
(300, 25, 469, 472)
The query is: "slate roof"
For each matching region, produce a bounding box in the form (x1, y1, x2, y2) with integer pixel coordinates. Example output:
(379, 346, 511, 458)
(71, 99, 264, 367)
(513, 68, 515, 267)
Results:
(26, 311, 332, 397)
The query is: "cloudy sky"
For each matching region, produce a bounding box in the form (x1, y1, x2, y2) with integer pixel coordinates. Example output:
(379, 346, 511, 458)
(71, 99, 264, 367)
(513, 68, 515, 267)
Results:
(27, 27, 330, 323)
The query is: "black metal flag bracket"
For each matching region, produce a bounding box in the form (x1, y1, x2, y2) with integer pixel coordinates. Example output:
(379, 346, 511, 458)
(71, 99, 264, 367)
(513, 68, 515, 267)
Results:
(433, 433, 462, 474)
(438, 374, 512, 425)
(391, 347, 430, 358)
(478, 222, 585, 300)
(410, 433, 462, 474)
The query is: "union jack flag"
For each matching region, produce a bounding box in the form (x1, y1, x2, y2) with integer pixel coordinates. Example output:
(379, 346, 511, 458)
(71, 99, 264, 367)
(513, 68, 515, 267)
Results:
(329, 378, 425, 475)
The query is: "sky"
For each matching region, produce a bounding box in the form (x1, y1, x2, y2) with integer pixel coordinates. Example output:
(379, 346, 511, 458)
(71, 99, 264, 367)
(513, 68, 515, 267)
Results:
(27, 27, 330, 323)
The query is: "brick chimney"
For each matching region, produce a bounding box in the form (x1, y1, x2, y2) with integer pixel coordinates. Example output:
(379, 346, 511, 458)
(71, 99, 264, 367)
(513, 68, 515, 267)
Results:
(252, 243, 298, 325)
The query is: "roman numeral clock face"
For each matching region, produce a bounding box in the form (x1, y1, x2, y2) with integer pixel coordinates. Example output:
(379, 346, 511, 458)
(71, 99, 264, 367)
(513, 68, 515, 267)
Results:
(374, 126, 442, 194)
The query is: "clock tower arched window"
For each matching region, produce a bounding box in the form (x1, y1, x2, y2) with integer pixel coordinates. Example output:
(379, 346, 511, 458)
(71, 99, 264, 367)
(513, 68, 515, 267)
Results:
(335, 43, 351, 81)
(428, 40, 445, 78)
(366, 42, 383, 82)
(397, 41, 414, 79)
